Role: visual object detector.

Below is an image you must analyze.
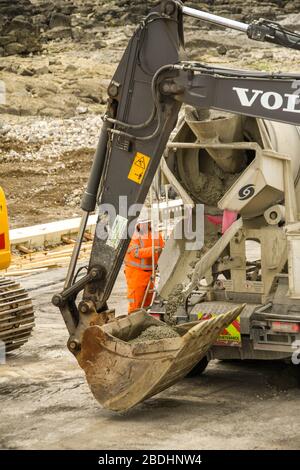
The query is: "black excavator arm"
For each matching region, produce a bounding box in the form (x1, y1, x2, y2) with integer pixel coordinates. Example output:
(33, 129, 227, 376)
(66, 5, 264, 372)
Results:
(52, 0, 300, 354)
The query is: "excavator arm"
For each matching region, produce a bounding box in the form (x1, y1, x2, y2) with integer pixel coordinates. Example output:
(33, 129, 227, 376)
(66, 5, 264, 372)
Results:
(51, 2, 300, 410)
(53, 0, 184, 346)
(53, 0, 300, 347)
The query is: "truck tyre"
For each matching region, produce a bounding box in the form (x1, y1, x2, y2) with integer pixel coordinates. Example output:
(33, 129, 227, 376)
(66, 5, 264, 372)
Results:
(186, 356, 209, 377)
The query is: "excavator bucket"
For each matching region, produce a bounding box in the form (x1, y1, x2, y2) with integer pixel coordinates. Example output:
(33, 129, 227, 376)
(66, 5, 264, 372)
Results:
(77, 305, 244, 412)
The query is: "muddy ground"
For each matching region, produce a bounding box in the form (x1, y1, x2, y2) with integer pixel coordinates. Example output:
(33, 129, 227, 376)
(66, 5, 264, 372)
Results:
(0, 268, 300, 450)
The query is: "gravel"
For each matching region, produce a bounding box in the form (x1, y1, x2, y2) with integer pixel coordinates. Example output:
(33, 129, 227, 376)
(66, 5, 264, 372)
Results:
(129, 325, 180, 344)
(0, 115, 103, 161)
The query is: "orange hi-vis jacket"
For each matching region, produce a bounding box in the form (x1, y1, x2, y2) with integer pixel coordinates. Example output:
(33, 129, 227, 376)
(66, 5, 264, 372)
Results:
(124, 229, 164, 314)
(125, 229, 164, 271)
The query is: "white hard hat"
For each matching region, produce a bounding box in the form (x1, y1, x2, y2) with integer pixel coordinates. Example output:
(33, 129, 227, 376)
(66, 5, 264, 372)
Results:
(138, 218, 151, 224)
(137, 219, 152, 229)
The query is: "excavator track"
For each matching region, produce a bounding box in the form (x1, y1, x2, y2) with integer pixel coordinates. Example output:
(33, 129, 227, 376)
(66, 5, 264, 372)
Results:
(0, 277, 34, 353)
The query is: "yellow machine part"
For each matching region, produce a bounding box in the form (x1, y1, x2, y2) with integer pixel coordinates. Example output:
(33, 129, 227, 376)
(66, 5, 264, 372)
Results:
(0, 186, 11, 270)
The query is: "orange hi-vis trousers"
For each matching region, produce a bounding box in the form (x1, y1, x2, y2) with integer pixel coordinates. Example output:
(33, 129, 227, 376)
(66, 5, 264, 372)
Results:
(124, 266, 154, 314)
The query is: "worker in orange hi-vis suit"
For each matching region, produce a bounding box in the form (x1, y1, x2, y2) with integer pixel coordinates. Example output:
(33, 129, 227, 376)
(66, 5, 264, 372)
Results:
(124, 220, 164, 314)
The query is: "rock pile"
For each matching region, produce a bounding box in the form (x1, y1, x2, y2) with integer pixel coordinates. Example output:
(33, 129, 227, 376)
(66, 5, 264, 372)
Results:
(0, 0, 41, 56)
(1, 0, 299, 57)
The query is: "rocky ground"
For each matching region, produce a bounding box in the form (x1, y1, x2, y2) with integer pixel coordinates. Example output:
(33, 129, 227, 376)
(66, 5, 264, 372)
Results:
(1, 1, 300, 58)
(0, 2, 300, 228)
(0, 115, 102, 227)
(0, 2, 300, 451)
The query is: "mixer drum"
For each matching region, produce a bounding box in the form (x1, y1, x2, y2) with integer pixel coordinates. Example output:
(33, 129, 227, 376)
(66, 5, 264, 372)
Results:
(172, 108, 300, 218)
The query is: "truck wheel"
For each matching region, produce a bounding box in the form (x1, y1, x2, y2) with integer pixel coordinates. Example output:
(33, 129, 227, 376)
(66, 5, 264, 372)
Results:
(186, 356, 209, 378)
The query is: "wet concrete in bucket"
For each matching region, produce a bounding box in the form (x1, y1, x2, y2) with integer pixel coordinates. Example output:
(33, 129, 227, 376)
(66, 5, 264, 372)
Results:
(129, 325, 180, 344)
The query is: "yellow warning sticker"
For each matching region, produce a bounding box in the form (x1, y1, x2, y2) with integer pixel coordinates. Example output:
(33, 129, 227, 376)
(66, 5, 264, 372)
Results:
(198, 312, 242, 347)
(128, 152, 150, 185)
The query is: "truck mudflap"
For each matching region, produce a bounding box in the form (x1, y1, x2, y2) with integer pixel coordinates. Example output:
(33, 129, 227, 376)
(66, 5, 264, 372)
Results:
(77, 305, 244, 412)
